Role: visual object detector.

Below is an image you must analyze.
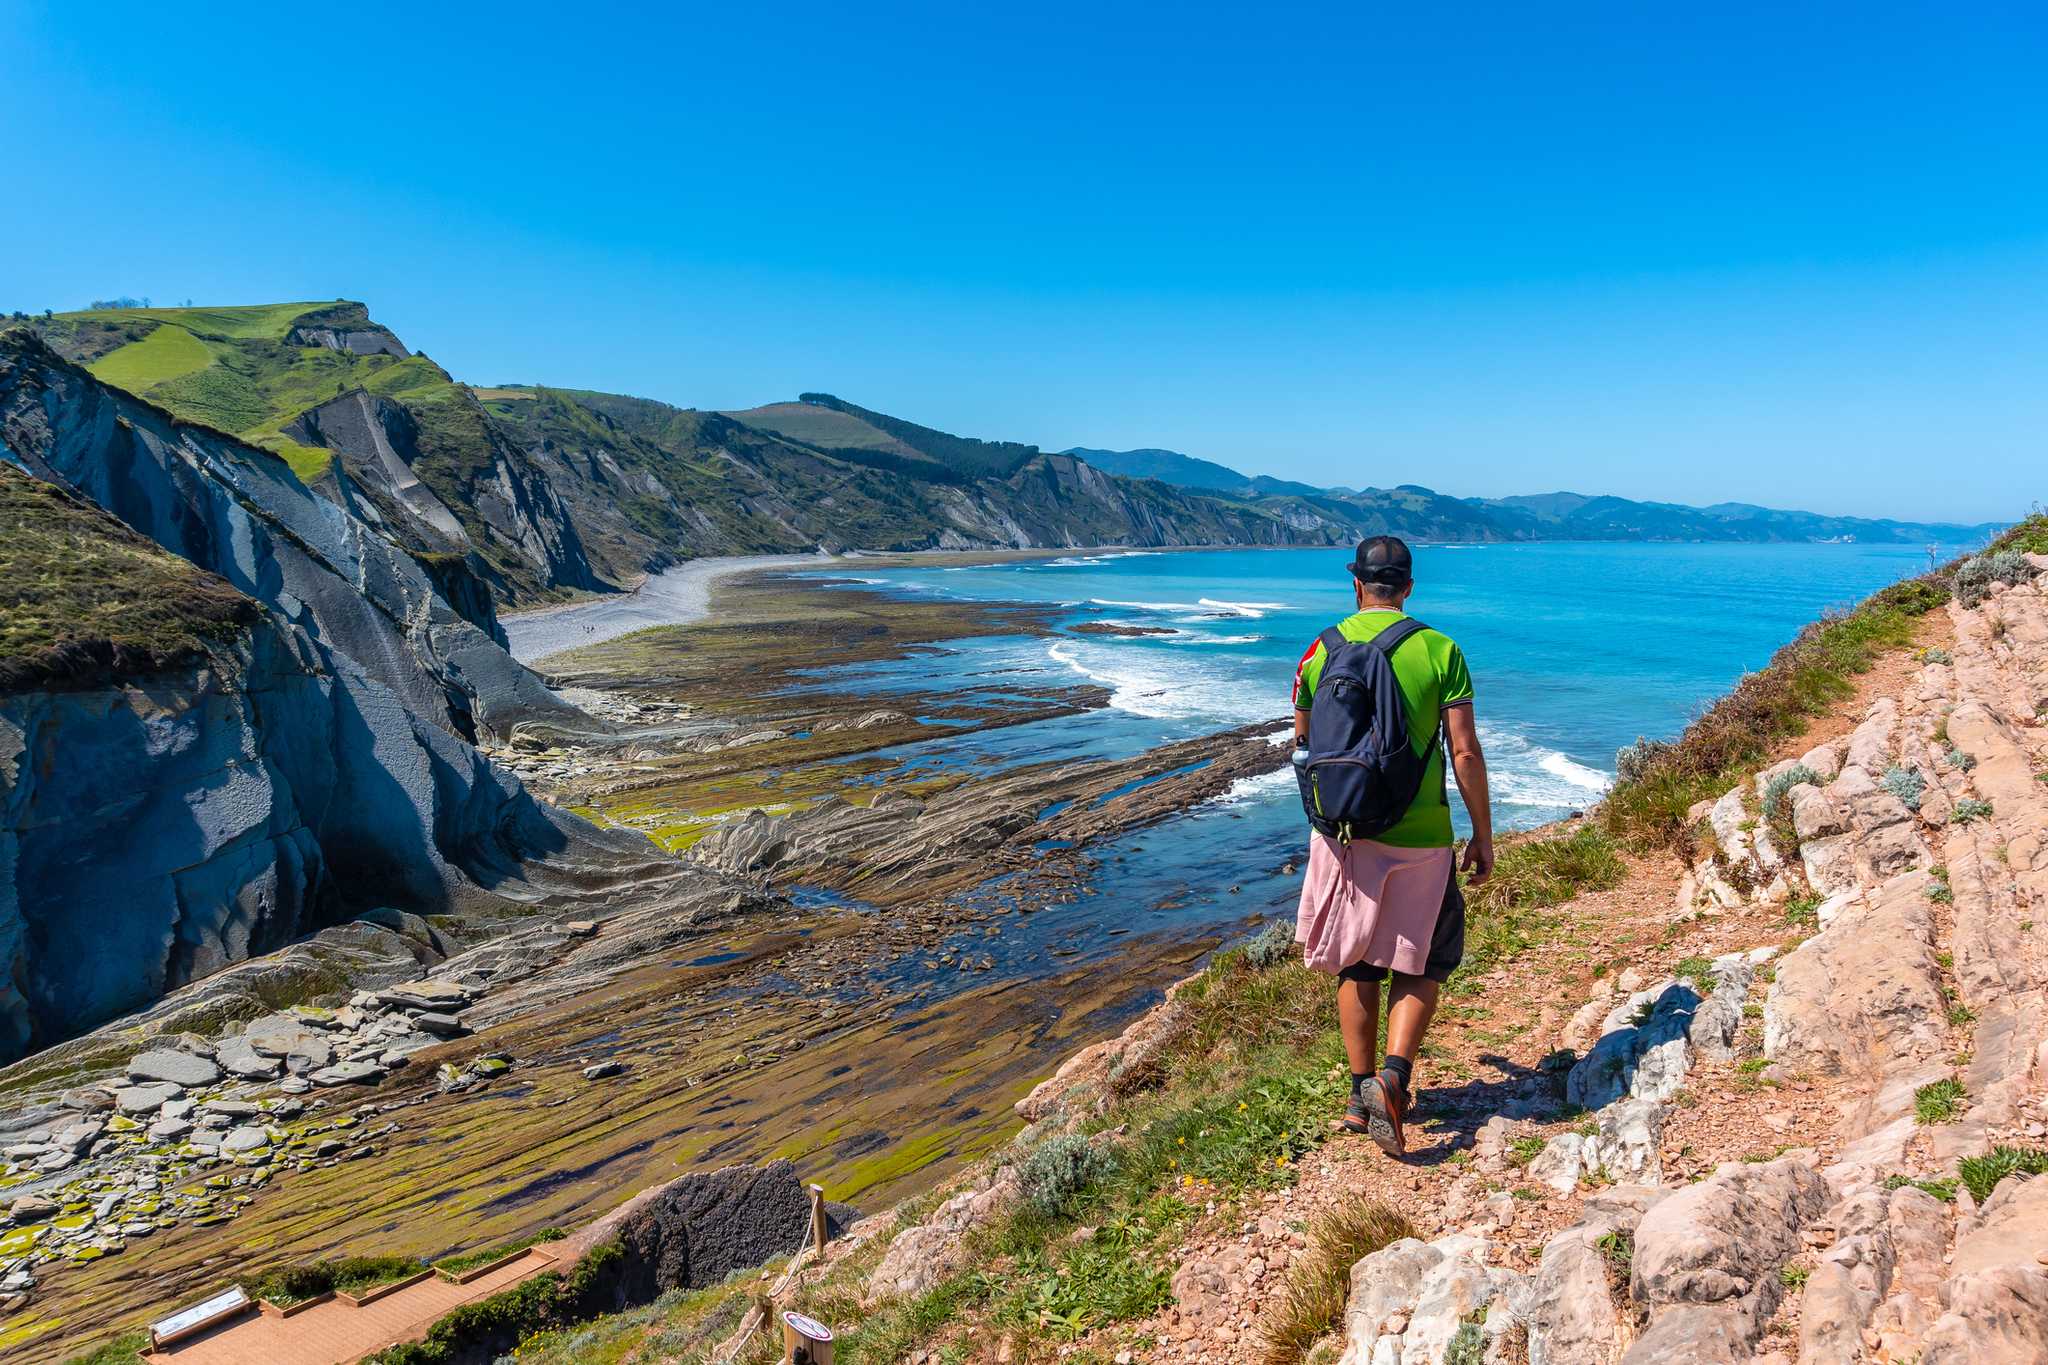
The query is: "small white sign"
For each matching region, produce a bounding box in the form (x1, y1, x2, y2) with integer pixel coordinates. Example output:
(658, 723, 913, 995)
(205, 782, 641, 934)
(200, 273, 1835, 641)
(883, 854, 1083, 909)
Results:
(783, 1309, 834, 1340)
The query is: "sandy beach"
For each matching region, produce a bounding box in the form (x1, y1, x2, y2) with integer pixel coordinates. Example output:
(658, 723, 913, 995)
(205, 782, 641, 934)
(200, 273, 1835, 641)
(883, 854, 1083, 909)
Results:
(501, 553, 836, 663)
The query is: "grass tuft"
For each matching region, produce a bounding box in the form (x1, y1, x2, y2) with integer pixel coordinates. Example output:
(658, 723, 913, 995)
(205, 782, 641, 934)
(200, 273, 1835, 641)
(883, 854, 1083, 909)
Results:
(1252, 1201, 1416, 1364)
(1956, 1145, 2048, 1203)
(1882, 1173, 1959, 1203)
(1913, 1078, 1968, 1125)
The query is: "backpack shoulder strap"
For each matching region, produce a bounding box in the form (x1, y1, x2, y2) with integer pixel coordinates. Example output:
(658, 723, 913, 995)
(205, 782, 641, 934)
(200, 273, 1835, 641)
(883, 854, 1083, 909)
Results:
(1317, 625, 1349, 656)
(1369, 617, 1430, 658)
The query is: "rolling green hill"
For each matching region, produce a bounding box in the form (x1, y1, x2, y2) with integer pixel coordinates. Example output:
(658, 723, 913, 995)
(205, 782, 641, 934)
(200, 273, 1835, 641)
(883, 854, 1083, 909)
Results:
(1064, 446, 1253, 492)
(724, 392, 1040, 482)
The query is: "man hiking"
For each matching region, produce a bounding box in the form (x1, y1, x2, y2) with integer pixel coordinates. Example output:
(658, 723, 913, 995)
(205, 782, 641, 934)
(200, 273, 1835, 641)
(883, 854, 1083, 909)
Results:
(1291, 535, 1493, 1156)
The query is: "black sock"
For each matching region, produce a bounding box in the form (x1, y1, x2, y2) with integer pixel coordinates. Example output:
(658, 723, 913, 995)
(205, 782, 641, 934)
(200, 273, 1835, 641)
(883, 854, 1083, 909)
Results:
(1379, 1054, 1413, 1098)
(1351, 1072, 1370, 1100)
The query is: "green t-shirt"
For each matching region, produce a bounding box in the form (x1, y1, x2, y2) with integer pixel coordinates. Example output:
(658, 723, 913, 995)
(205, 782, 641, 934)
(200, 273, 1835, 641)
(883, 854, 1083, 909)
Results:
(1291, 608, 1474, 848)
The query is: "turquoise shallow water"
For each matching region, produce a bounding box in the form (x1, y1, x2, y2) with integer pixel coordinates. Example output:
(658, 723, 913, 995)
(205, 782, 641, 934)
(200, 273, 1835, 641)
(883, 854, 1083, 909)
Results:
(815, 541, 1933, 823)
(776, 541, 1940, 960)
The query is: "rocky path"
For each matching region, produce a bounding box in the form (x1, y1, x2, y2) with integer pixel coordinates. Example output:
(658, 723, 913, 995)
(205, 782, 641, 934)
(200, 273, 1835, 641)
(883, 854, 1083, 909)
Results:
(843, 558, 2048, 1363)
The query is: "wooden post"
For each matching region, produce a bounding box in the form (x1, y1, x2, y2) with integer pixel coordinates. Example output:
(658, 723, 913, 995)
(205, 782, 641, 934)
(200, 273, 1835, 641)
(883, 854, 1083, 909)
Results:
(781, 1309, 834, 1364)
(809, 1183, 828, 1256)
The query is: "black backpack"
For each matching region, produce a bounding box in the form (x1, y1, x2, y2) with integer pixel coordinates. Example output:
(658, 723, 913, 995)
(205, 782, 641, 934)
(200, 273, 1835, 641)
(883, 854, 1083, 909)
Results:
(1297, 617, 1437, 842)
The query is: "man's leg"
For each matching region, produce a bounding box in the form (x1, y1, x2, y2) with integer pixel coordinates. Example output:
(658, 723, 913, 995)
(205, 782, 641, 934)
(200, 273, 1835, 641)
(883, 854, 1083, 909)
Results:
(1381, 869, 1464, 1102)
(1381, 974, 1441, 1099)
(1336, 973, 1382, 1080)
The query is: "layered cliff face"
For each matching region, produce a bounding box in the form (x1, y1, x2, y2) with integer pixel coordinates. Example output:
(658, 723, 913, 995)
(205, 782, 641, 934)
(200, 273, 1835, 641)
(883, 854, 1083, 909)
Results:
(0, 620, 560, 1057)
(0, 332, 571, 741)
(0, 356, 683, 1062)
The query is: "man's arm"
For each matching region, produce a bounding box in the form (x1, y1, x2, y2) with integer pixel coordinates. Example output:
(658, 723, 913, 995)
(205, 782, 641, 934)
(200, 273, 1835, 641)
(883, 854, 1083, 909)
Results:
(1293, 707, 1311, 746)
(1444, 702, 1493, 883)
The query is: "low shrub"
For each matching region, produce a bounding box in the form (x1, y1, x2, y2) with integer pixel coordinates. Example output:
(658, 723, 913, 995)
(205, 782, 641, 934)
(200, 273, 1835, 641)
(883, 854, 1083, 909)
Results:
(1444, 1320, 1488, 1365)
(1954, 549, 2039, 609)
(1018, 1133, 1114, 1219)
(1946, 745, 1975, 771)
(1953, 798, 1995, 824)
(1761, 765, 1819, 818)
(1614, 738, 1673, 787)
(1239, 920, 1296, 970)
(243, 1255, 425, 1308)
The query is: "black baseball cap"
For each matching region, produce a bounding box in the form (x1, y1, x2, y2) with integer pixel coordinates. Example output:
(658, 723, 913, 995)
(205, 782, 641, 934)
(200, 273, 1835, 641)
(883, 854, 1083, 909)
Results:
(1349, 535, 1413, 586)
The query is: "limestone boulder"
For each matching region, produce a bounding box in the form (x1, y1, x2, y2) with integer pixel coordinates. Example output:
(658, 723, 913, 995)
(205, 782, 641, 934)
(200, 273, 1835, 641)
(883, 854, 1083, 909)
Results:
(1797, 743, 1842, 782)
(1764, 874, 1946, 1087)
(1514, 1188, 1666, 1365)
(1337, 1233, 1515, 1365)
(1625, 1157, 1828, 1362)
(1918, 1265, 2048, 1364)
(866, 1167, 1020, 1304)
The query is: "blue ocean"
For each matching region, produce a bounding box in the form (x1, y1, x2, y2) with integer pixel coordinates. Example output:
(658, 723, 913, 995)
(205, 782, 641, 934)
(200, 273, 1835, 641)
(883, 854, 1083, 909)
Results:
(789, 542, 1936, 961)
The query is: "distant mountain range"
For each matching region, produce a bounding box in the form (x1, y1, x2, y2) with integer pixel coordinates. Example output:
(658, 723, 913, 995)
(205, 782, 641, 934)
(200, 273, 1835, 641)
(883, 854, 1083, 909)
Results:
(1068, 446, 2003, 548)
(10, 302, 2006, 623)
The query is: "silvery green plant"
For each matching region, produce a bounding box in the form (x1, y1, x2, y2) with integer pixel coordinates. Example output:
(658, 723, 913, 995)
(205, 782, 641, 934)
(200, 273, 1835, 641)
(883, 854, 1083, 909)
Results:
(1882, 763, 1926, 811)
(1761, 764, 1820, 817)
(1615, 738, 1672, 786)
(1019, 1132, 1114, 1217)
(1954, 550, 2038, 609)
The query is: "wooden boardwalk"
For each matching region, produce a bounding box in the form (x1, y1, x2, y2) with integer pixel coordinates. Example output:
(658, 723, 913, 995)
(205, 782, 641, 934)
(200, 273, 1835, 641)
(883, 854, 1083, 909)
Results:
(143, 1247, 561, 1365)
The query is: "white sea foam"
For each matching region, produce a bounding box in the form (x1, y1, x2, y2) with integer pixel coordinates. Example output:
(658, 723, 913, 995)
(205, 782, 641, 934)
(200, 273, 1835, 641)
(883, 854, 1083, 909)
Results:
(1165, 633, 1263, 646)
(1539, 751, 1611, 792)
(1090, 597, 1203, 613)
(1209, 767, 1296, 807)
(1196, 597, 1288, 618)
(1481, 725, 1613, 809)
(1045, 550, 1163, 567)
(1045, 639, 1259, 721)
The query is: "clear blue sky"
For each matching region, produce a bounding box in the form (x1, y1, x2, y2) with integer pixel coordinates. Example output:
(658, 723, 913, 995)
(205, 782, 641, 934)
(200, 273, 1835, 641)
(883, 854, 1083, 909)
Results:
(4, 3, 2043, 523)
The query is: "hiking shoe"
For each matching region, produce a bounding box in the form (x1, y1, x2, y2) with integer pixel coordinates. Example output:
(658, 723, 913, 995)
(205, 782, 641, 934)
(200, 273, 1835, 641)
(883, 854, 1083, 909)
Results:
(1364, 1075, 1407, 1158)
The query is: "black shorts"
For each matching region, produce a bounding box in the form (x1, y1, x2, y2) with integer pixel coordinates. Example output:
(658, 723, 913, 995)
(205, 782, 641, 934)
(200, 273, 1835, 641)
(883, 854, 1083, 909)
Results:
(1336, 871, 1466, 985)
